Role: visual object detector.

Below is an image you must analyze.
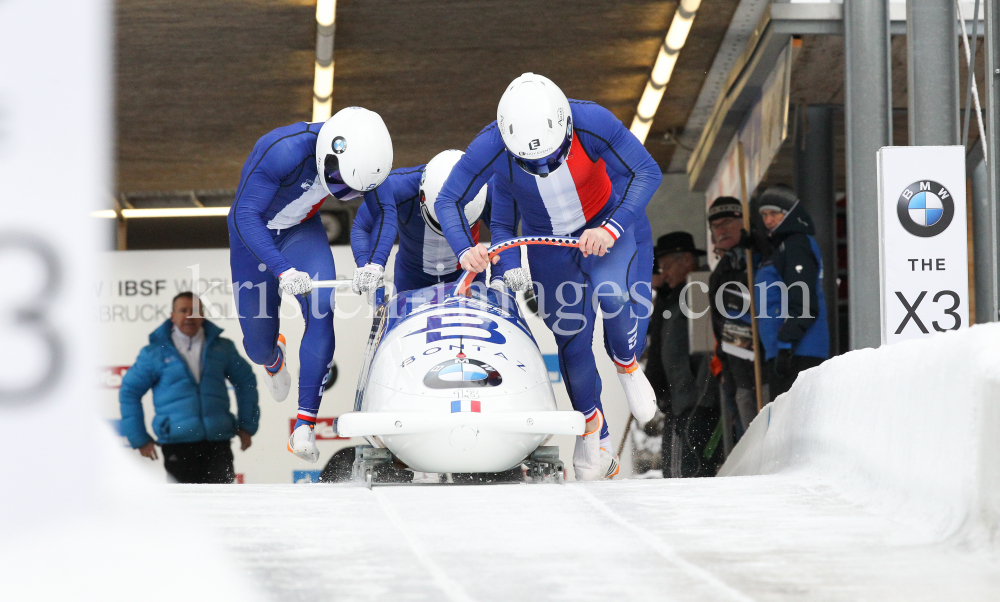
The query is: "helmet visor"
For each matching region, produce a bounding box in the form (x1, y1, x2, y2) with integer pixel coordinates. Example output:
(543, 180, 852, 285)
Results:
(513, 128, 573, 178)
(323, 154, 361, 200)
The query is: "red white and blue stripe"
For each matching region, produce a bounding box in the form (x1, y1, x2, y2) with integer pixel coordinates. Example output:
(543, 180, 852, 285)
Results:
(451, 400, 481, 413)
(296, 409, 318, 424)
(436, 100, 662, 259)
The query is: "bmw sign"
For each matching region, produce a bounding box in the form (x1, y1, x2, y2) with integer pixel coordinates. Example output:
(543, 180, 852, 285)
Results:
(896, 180, 954, 237)
(877, 146, 968, 345)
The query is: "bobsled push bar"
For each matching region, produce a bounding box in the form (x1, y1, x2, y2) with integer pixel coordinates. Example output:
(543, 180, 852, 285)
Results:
(310, 278, 354, 289)
(310, 236, 580, 292)
(454, 235, 580, 296)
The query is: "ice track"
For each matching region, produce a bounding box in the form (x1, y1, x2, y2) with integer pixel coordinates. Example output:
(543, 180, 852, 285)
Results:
(173, 477, 1000, 602)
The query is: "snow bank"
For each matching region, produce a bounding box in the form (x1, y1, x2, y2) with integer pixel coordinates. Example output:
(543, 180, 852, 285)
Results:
(720, 323, 1000, 548)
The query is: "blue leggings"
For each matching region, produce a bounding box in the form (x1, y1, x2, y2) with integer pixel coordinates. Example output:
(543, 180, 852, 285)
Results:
(528, 226, 648, 440)
(229, 217, 336, 417)
(605, 216, 653, 361)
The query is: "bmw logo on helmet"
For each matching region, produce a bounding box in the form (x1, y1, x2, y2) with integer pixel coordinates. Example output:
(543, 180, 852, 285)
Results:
(332, 136, 347, 154)
(896, 180, 954, 238)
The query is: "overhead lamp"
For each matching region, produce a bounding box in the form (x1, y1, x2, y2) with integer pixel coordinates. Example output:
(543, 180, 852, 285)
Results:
(90, 210, 117, 219)
(316, 0, 335, 27)
(119, 207, 231, 219)
(630, 0, 702, 144)
(313, 0, 337, 122)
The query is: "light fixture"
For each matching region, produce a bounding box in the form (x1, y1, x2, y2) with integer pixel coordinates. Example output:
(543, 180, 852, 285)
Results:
(119, 207, 231, 219)
(90, 210, 117, 219)
(629, 0, 702, 144)
(313, 0, 337, 122)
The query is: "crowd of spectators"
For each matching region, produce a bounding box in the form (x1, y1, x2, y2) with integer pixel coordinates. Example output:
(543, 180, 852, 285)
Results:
(643, 184, 831, 477)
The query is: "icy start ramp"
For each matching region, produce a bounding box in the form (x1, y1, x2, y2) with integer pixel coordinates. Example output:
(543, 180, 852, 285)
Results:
(169, 325, 1000, 601)
(175, 478, 1000, 602)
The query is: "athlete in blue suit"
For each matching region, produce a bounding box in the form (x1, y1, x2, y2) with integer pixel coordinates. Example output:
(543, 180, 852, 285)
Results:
(351, 152, 496, 295)
(435, 73, 662, 480)
(228, 107, 397, 462)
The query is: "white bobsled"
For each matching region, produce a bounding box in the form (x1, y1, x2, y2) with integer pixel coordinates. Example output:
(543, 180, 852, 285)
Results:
(335, 237, 585, 475)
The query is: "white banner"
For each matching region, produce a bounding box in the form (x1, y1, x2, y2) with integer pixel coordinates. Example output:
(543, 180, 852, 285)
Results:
(877, 146, 969, 345)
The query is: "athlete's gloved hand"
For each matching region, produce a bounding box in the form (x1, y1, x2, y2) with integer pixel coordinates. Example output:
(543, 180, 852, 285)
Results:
(459, 244, 490, 273)
(489, 278, 506, 293)
(501, 266, 533, 292)
(352, 263, 385, 295)
(579, 227, 615, 257)
(278, 269, 313, 296)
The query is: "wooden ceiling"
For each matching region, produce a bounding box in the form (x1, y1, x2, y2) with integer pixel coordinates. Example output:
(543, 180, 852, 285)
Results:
(116, 0, 740, 193)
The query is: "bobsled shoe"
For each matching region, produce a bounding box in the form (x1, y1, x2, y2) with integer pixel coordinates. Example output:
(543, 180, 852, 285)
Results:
(288, 423, 319, 463)
(573, 409, 604, 481)
(614, 357, 656, 426)
(599, 439, 620, 479)
(263, 334, 291, 402)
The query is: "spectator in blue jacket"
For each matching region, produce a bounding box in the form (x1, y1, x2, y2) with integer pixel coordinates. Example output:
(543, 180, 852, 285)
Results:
(755, 185, 830, 398)
(119, 292, 259, 483)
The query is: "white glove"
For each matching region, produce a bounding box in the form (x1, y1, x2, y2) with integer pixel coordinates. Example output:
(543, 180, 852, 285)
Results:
(278, 269, 313, 296)
(489, 278, 506, 292)
(352, 263, 385, 295)
(501, 266, 533, 292)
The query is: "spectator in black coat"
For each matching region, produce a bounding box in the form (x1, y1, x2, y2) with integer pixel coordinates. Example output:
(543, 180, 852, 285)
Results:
(649, 232, 722, 477)
(706, 197, 766, 437)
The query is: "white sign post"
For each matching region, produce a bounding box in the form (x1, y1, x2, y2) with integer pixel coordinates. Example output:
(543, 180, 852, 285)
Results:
(877, 146, 969, 345)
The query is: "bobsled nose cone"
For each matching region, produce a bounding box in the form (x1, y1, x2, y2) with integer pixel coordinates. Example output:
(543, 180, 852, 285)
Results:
(449, 425, 478, 451)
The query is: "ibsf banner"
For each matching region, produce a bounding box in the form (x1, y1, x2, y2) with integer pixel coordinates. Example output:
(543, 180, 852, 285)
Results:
(877, 146, 969, 345)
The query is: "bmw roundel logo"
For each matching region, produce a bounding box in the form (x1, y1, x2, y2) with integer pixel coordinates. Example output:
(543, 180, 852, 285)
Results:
(896, 180, 954, 238)
(332, 136, 347, 154)
(423, 358, 502, 389)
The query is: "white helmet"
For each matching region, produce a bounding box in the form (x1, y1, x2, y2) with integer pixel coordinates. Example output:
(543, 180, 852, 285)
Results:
(497, 73, 573, 178)
(419, 149, 487, 236)
(315, 107, 393, 197)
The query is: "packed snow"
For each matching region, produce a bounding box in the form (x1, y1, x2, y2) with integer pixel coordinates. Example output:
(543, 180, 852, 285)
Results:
(4, 325, 1000, 600)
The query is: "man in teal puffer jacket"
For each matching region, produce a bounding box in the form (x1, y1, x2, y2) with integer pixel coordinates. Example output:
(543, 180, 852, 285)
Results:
(119, 292, 259, 483)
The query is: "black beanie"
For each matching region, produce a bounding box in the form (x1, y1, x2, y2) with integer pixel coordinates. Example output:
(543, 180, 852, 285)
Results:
(707, 196, 743, 223)
(758, 185, 798, 214)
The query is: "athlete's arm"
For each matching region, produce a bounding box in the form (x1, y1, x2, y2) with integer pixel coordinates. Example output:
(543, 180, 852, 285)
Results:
(577, 103, 663, 240)
(231, 143, 299, 277)
(350, 202, 374, 268)
(437, 125, 505, 262)
(484, 180, 522, 277)
(358, 175, 399, 268)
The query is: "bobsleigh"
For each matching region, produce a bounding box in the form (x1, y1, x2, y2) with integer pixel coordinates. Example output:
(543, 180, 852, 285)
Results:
(331, 237, 585, 484)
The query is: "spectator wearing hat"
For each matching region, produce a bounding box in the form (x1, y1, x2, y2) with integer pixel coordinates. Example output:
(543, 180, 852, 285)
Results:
(646, 232, 721, 478)
(707, 196, 764, 436)
(755, 184, 830, 398)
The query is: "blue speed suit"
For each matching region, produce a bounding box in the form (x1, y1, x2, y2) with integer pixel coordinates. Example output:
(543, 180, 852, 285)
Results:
(228, 121, 397, 422)
(352, 166, 496, 294)
(436, 100, 662, 440)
